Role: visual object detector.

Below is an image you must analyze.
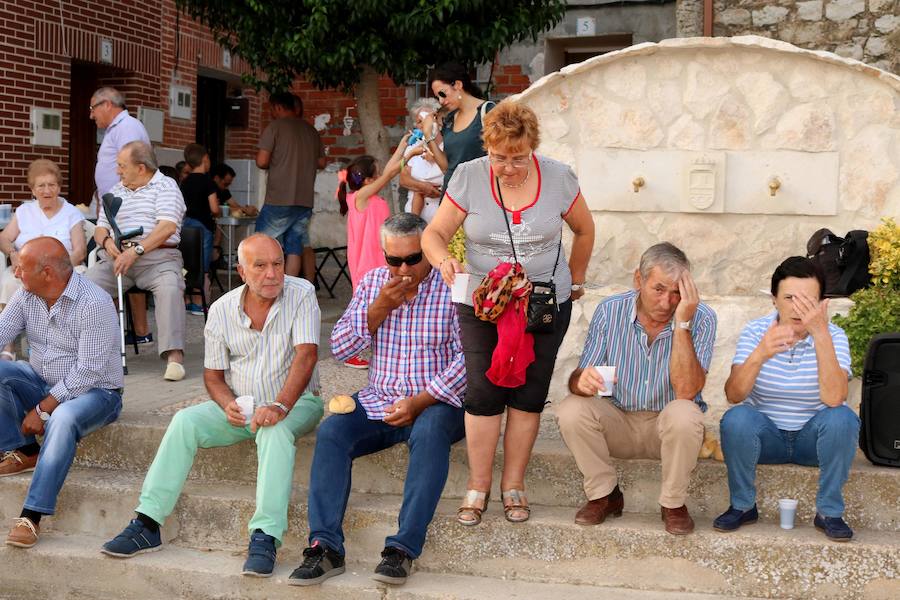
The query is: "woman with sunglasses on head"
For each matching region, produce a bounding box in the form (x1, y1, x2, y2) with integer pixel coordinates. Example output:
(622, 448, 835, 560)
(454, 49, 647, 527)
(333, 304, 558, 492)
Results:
(420, 63, 495, 194)
(422, 100, 594, 525)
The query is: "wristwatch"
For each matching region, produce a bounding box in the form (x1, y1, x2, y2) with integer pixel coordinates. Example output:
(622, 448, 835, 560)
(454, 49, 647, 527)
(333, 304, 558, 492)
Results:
(133, 244, 145, 256)
(272, 401, 290, 415)
(35, 403, 50, 422)
(571, 283, 584, 292)
(677, 320, 693, 331)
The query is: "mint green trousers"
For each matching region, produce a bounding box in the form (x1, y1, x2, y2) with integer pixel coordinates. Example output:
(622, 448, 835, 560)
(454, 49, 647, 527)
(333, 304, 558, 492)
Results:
(136, 395, 323, 545)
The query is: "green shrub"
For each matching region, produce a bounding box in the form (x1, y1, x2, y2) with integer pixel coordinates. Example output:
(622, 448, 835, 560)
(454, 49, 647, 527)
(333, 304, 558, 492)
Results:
(832, 218, 900, 375)
(833, 288, 900, 375)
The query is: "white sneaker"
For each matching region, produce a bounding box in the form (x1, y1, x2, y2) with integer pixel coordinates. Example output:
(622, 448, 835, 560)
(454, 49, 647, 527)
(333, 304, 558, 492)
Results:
(164, 362, 186, 381)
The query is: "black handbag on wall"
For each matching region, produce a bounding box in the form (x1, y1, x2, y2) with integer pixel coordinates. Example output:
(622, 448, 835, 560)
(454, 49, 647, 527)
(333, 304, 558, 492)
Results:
(496, 179, 561, 334)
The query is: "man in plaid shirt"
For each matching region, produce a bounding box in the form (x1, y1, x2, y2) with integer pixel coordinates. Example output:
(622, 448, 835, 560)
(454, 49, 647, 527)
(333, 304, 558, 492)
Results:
(289, 213, 466, 588)
(0, 237, 123, 548)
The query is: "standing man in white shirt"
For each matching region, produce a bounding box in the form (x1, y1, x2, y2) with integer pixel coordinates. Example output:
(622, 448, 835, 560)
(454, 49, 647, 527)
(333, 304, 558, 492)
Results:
(90, 87, 151, 208)
(90, 87, 153, 344)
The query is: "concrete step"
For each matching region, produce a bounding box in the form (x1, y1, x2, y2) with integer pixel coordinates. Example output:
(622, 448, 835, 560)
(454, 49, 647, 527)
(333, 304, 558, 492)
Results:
(73, 417, 900, 531)
(0, 533, 764, 600)
(1, 468, 897, 599)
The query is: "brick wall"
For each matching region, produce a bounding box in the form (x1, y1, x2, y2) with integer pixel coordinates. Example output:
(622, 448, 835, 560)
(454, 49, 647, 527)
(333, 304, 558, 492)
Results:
(0, 0, 536, 202)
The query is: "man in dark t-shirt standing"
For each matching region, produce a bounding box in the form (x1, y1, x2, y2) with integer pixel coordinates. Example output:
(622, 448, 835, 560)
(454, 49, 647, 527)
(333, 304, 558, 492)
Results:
(255, 92, 325, 281)
(180, 143, 219, 315)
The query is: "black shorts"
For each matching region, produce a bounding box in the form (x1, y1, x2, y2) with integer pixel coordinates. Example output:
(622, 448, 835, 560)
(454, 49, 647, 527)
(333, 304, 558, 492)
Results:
(456, 300, 572, 416)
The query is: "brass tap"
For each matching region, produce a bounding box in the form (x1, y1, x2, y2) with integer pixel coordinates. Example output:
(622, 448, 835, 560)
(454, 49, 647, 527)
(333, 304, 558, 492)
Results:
(768, 177, 781, 197)
(632, 176, 645, 193)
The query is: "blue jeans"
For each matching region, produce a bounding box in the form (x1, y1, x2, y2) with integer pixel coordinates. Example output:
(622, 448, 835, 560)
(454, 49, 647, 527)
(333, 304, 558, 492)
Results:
(719, 403, 859, 517)
(0, 361, 122, 514)
(183, 217, 213, 273)
(307, 396, 465, 558)
(255, 205, 312, 256)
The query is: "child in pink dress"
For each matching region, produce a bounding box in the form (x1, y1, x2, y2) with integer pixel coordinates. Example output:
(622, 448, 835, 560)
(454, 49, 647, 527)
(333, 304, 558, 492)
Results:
(337, 133, 413, 368)
(338, 134, 414, 289)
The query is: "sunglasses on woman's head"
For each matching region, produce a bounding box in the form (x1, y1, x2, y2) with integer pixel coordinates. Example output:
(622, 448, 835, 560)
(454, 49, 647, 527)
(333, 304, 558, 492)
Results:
(384, 251, 424, 267)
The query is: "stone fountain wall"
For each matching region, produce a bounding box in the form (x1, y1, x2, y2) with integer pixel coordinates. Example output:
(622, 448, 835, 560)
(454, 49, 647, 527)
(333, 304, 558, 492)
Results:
(515, 36, 900, 426)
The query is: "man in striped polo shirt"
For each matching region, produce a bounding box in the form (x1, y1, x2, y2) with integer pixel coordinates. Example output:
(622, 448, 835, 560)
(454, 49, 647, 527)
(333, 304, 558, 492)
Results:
(715, 256, 857, 541)
(100, 233, 324, 575)
(557, 242, 717, 535)
(87, 141, 187, 381)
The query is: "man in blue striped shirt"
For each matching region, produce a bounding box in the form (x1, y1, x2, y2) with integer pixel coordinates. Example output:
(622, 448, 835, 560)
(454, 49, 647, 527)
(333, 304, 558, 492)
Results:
(557, 243, 717, 535)
(714, 257, 857, 541)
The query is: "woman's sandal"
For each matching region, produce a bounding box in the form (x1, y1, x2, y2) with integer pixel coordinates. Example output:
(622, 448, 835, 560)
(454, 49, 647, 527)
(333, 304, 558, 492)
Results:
(502, 489, 531, 523)
(457, 489, 490, 526)
(0, 351, 15, 361)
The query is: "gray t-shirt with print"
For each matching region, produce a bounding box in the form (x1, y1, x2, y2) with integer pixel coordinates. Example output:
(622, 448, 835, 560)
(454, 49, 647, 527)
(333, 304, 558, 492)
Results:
(445, 154, 581, 303)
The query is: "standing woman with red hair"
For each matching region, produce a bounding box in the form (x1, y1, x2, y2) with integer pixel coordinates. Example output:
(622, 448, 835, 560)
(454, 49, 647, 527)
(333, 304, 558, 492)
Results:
(422, 100, 594, 525)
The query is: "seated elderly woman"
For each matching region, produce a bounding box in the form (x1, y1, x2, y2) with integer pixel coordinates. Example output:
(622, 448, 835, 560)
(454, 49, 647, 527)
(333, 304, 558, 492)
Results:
(0, 159, 86, 359)
(715, 256, 858, 541)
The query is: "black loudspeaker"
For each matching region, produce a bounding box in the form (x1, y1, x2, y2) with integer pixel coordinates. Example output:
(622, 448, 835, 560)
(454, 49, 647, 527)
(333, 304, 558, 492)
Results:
(860, 333, 900, 467)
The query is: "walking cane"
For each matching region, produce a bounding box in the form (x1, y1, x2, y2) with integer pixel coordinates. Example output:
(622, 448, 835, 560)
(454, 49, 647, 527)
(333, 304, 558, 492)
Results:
(101, 193, 143, 375)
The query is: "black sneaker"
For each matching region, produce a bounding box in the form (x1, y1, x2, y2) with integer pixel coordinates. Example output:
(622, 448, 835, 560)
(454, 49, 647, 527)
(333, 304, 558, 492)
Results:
(372, 546, 413, 585)
(287, 542, 346, 586)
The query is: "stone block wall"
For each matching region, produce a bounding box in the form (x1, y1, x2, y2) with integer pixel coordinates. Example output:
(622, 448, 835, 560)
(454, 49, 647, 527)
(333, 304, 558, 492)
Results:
(712, 0, 899, 74)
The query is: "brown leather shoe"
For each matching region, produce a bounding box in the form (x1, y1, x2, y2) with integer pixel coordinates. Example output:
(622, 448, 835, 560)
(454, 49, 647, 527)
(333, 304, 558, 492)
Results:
(6, 517, 39, 548)
(0, 451, 37, 477)
(661, 505, 695, 535)
(574, 485, 624, 525)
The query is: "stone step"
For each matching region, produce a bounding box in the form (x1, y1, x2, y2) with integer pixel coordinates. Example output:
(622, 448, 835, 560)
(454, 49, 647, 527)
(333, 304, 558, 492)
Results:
(1, 468, 897, 599)
(0, 533, 762, 600)
(73, 417, 900, 531)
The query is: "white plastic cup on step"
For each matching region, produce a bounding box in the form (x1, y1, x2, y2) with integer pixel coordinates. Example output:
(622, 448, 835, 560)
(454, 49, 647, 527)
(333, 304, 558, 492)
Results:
(235, 395, 254, 425)
(778, 498, 798, 530)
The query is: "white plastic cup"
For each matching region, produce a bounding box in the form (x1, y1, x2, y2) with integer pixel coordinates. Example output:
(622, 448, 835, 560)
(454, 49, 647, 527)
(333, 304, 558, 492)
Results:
(778, 498, 798, 530)
(235, 395, 254, 424)
(451, 273, 471, 304)
(595, 366, 616, 397)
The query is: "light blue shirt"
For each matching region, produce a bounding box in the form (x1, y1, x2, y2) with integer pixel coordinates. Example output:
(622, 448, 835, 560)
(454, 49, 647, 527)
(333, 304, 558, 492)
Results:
(733, 313, 852, 431)
(578, 289, 717, 412)
(94, 110, 150, 198)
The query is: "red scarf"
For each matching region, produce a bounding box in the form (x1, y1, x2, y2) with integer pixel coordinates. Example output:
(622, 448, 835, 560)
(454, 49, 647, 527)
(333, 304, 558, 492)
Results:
(473, 262, 534, 388)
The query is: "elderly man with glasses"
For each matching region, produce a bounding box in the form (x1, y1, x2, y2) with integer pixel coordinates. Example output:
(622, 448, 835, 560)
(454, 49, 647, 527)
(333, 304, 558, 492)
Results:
(86, 141, 187, 381)
(288, 213, 466, 588)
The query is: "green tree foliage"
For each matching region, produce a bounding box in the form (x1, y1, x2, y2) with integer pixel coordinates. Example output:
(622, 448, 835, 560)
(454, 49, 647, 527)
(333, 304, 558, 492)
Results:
(176, 0, 566, 93)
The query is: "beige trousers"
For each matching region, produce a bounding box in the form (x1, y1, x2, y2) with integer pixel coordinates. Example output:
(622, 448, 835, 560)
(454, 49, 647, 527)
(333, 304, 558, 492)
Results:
(556, 394, 704, 508)
(86, 248, 185, 357)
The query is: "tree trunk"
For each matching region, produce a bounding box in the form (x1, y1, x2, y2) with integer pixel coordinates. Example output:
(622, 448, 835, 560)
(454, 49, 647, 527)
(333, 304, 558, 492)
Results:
(355, 65, 398, 212)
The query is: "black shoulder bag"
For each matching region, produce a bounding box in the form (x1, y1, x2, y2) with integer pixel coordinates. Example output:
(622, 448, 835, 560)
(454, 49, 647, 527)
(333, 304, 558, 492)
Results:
(496, 178, 561, 334)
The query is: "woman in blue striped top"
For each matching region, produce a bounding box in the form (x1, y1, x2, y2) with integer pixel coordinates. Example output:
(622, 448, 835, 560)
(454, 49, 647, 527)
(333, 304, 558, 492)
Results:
(714, 256, 859, 541)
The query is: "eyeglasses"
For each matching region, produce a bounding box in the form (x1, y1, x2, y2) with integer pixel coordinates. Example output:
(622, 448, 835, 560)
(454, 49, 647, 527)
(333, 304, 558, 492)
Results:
(436, 88, 451, 100)
(89, 99, 109, 112)
(488, 153, 532, 168)
(384, 251, 424, 267)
